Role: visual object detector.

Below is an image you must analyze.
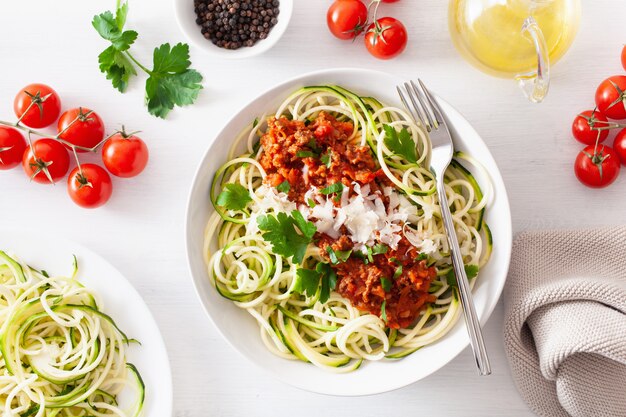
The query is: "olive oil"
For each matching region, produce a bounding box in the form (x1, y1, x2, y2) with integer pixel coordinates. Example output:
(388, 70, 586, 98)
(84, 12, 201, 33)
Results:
(449, 0, 580, 78)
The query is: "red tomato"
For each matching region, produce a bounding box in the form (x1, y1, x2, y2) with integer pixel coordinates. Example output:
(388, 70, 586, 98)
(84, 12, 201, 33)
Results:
(57, 108, 105, 152)
(327, 0, 368, 40)
(595, 76, 626, 120)
(22, 139, 70, 184)
(102, 132, 149, 178)
(574, 144, 621, 188)
(0, 126, 27, 170)
(622, 45, 626, 71)
(571, 110, 610, 145)
(365, 17, 408, 60)
(613, 128, 626, 165)
(67, 164, 113, 208)
(14, 84, 61, 129)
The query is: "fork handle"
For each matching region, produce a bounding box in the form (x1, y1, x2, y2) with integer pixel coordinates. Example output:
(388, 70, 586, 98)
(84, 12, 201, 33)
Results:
(437, 177, 492, 376)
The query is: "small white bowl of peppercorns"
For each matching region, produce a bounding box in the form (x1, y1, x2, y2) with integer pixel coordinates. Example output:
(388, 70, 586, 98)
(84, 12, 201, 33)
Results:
(175, 0, 293, 58)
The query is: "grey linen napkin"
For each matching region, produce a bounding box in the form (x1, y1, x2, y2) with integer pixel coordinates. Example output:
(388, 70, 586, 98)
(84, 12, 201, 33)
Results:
(503, 226, 626, 417)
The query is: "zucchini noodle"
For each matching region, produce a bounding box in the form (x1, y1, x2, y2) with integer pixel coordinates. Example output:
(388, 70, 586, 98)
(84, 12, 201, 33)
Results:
(0, 251, 144, 417)
(205, 86, 493, 372)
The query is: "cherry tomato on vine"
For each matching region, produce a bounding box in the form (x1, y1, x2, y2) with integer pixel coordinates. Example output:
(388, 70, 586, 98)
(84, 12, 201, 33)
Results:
(57, 108, 105, 152)
(327, 0, 368, 40)
(621, 45, 626, 72)
(0, 126, 27, 170)
(102, 131, 149, 178)
(67, 164, 113, 209)
(365, 17, 408, 60)
(595, 76, 626, 120)
(14, 84, 61, 129)
(613, 129, 626, 166)
(571, 110, 610, 145)
(22, 139, 70, 184)
(574, 144, 621, 188)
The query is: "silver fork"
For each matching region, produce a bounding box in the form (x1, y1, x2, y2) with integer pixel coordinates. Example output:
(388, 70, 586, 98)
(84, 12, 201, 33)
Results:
(397, 79, 491, 376)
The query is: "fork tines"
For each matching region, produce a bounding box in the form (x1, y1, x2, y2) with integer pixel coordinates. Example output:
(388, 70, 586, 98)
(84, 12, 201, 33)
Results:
(396, 80, 442, 132)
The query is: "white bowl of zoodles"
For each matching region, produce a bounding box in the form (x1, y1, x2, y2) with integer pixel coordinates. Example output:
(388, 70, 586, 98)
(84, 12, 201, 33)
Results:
(185, 68, 512, 395)
(174, 0, 293, 58)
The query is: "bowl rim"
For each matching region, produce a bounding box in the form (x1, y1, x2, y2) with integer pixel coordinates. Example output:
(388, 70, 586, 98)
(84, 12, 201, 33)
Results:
(184, 67, 513, 396)
(173, 0, 294, 59)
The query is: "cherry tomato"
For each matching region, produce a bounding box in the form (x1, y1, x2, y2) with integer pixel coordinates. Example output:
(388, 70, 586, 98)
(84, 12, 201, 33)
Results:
(574, 144, 621, 188)
(0, 126, 27, 170)
(102, 132, 149, 178)
(621, 45, 626, 71)
(57, 108, 105, 153)
(327, 0, 368, 40)
(595, 75, 626, 120)
(67, 164, 113, 209)
(14, 84, 61, 129)
(365, 17, 408, 60)
(613, 128, 626, 165)
(571, 110, 610, 145)
(22, 139, 70, 184)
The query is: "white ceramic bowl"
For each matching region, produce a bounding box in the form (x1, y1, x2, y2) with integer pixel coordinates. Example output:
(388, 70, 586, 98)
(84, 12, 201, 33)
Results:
(185, 68, 512, 396)
(174, 0, 293, 59)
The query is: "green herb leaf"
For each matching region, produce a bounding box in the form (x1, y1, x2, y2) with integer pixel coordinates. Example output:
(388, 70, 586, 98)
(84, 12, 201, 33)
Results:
(276, 180, 291, 193)
(296, 150, 316, 158)
(146, 44, 203, 118)
(366, 246, 374, 263)
(216, 183, 252, 211)
(393, 265, 403, 279)
(380, 277, 392, 292)
(372, 243, 388, 255)
(416, 253, 428, 261)
(326, 246, 351, 264)
(307, 198, 316, 208)
(383, 124, 417, 164)
(294, 268, 321, 299)
(446, 265, 479, 288)
(92, 7, 138, 93)
(320, 182, 344, 195)
(257, 210, 316, 264)
(380, 300, 387, 322)
(320, 151, 332, 168)
(307, 138, 321, 153)
(317, 262, 337, 304)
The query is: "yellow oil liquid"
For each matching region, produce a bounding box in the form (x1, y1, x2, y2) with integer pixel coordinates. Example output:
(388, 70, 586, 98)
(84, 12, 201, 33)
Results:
(449, 0, 580, 77)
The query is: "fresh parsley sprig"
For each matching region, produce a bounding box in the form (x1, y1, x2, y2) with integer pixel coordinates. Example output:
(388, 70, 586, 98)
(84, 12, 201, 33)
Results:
(383, 124, 418, 163)
(293, 263, 337, 304)
(257, 210, 316, 265)
(92, 0, 203, 118)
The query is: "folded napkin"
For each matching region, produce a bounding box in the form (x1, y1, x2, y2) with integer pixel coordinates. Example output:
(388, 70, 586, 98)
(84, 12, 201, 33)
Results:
(503, 226, 626, 417)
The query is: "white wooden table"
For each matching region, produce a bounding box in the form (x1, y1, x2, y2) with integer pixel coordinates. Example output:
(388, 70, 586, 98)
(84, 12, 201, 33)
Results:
(2, 1, 626, 415)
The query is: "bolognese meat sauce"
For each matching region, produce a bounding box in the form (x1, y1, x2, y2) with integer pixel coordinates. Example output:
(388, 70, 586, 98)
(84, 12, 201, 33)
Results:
(259, 112, 436, 329)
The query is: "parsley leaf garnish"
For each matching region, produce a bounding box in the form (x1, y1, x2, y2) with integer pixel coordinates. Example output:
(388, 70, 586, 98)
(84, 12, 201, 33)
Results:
(276, 180, 291, 193)
(380, 277, 392, 292)
(320, 151, 332, 168)
(320, 182, 344, 195)
(417, 253, 428, 261)
(257, 210, 316, 264)
(293, 263, 337, 304)
(393, 265, 403, 279)
(216, 184, 252, 211)
(294, 268, 321, 299)
(380, 300, 387, 322)
(446, 265, 479, 288)
(307, 198, 316, 208)
(296, 150, 316, 158)
(372, 243, 388, 255)
(383, 124, 418, 164)
(326, 246, 351, 264)
(93, 1, 203, 118)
